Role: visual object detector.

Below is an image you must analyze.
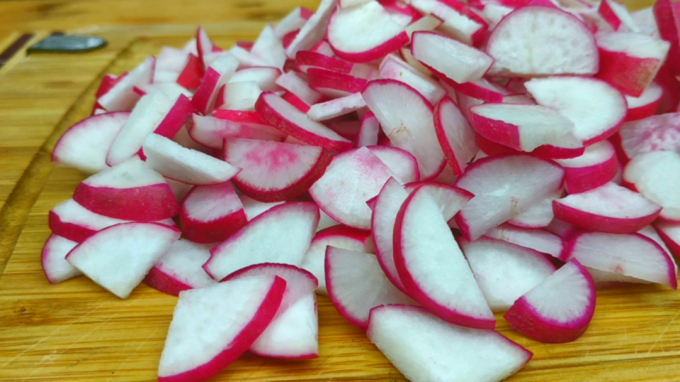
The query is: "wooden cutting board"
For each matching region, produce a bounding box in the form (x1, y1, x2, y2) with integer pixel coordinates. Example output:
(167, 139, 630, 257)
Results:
(1, 25, 680, 382)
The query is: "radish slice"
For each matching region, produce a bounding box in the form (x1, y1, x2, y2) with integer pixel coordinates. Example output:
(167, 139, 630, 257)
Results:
(301, 225, 370, 294)
(191, 54, 240, 115)
(507, 189, 561, 229)
(595, 31, 669, 97)
(66, 222, 181, 298)
(239, 194, 284, 221)
(404, 181, 473, 222)
(275, 7, 313, 38)
(366, 146, 420, 184)
(309, 147, 396, 230)
(275, 71, 325, 105)
(98, 56, 155, 112)
(433, 96, 478, 175)
(616, 112, 680, 162)
(223, 81, 262, 111)
(142, 134, 240, 185)
(655, 221, 680, 260)
(598, 0, 639, 32)
(653, 0, 680, 76)
(367, 305, 532, 382)
(409, 0, 488, 46)
(73, 157, 178, 221)
(362, 79, 446, 180)
(307, 68, 368, 97)
(204, 202, 319, 281)
(624, 82, 663, 122)
(486, 224, 566, 259)
(555, 140, 619, 194)
(327, 1, 409, 63)
(378, 54, 446, 105)
(356, 111, 380, 147)
(411, 31, 493, 84)
(180, 182, 247, 244)
(394, 185, 495, 329)
(564, 231, 677, 288)
(486, 6, 598, 76)
(624, 151, 680, 222)
(525, 76, 627, 145)
(189, 114, 284, 150)
(176, 54, 203, 90)
(250, 25, 287, 69)
(229, 67, 282, 91)
(285, 0, 337, 58)
(454, 154, 565, 241)
(224, 138, 331, 202)
(52, 112, 129, 173)
(461, 236, 556, 312)
(504, 260, 596, 343)
(255, 92, 353, 151)
(49, 198, 173, 243)
(326, 247, 415, 329)
(451, 78, 511, 104)
(143, 240, 216, 296)
(307, 93, 367, 121)
(295, 51, 353, 73)
(222, 263, 318, 359)
(553, 182, 661, 234)
(41, 234, 81, 284)
(157, 276, 286, 382)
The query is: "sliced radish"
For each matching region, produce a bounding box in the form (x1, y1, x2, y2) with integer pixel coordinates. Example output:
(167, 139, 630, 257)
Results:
(222, 81, 262, 111)
(224, 138, 331, 202)
(482, 3, 515, 29)
(255, 92, 353, 151)
(52, 112, 129, 173)
(507, 188, 561, 229)
(450, 78, 511, 104)
(144, 240, 215, 296)
(555, 140, 619, 194)
(410, 0, 488, 46)
(598, 0, 639, 32)
(157, 276, 286, 382)
(653, 0, 680, 76)
(564, 231, 677, 288)
(362, 79, 445, 180)
(222, 263, 318, 359)
(461, 236, 556, 312)
(378, 54, 446, 105)
(327, 1, 409, 63)
(367, 146, 420, 184)
(486, 6, 598, 76)
(191, 54, 240, 115)
(295, 51, 353, 73)
(230, 67, 282, 91)
(616, 112, 680, 162)
(504, 260, 595, 343)
(285, 0, 337, 58)
(204, 202, 319, 281)
(176, 54, 204, 90)
(433, 96, 478, 175)
(367, 305, 532, 381)
(98, 56, 154, 112)
(356, 111, 380, 146)
(307, 68, 368, 97)
(66, 222, 181, 298)
(307, 93, 367, 121)
(165, 178, 194, 202)
(239, 194, 285, 221)
(250, 25, 287, 69)
(486, 224, 566, 259)
(624, 151, 680, 222)
(553, 182, 661, 234)
(142, 134, 240, 185)
(73, 157, 179, 221)
(281, 92, 312, 113)
(655, 221, 680, 260)
(454, 154, 565, 241)
(525, 76, 627, 145)
(275, 7, 313, 38)
(326, 247, 415, 329)
(624, 82, 663, 122)
(395, 185, 495, 328)
(404, 13, 443, 39)
(275, 71, 325, 105)
(189, 114, 283, 150)
(180, 182, 247, 244)
(41, 234, 81, 284)
(469, 103, 578, 152)
(411, 31, 493, 84)
(404, 181, 473, 222)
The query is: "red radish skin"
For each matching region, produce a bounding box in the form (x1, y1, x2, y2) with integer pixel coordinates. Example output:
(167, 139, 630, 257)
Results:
(655, 222, 680, 260)
(176, 54, 204, 89)
(180, 182, 247, 243)
(189, 114, 284, 150)
(433, 96, 478, 175)
(191, 55, 239, 115)
(98, 56, 154, 112)
(475, 133, 586, 160)
(378, 54, 446, 105)
(41, 234, 81, 284)
(504, 260, 596, 343)
(356, 111, 379, 147)
(281, 92, 311, 112)
(295, 51, 353, 73)
(653, 0, 680, 76)
(307, 68, 368, 97)
(449, 78, 510, 103)
(224, 138, 332, 202)
(624, 82, 663, 121)
(598, 0, 638, 31)
(556, 140, 619, 194)
(143, 240, 216, 296)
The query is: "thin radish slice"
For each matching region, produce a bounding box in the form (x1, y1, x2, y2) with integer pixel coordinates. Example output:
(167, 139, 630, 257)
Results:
(73, 157, 178, 221)
(204, 202, 319, 281)
(281, 92, 312, 113)
(486, 224, 565, 259)
(49, 198, 173, 243)
(598, 0, 640, 32)
(180, 182, 247, 244)
(307, 68, 368, 97)
(224, 138, 331, 202)
(367, 305, 532, 382)
(366, 146, 420, 184)
(504, 260, 596, 343)
(653, 0, 680, 76)
(461, 236, 556, 312)
(41, 234, 81, 284)
(307, 93, 367, 121)
(295, 51, 353, 73)
(250, 25, 287, 69)
(142, 134, 240, 185)
(66, 222, 181, 298)
(404, 182, 473, 222)
(394, 185, 495, 329)
(229, 67, 282, 91)
(450, 78, 511, 103)
(275, 7, 313, 38)
(309, 147, 396, 230)
(553, 182, 661, 234)
(616, 112, 680, 162)
(507, 189, 561, 229)
(143, 240, 216, 296)
(564, 231, 677, 288)
(255, 92, 353, 151)
(410, 0, 488, 46)
(404, 14, 443, 39)
(556, 140, 619, 194)
(301, 225, 370, 294)
(624, 151, 680, 222)
(223, 81, 262, 111)
(52, 111, 129, 173)
(486, 6, 598, 76)
(192, 54, 240, 115)
(525, 76, 627, 145)
(545, 218, 580, 240)
(433, 96, 478, 175)
(222, 263, 318, 359)
(356, 111, 379, 147)
(176, 54, 204, 90)
(189, 114, 284, 150)
(655, 221, 680, 260)
(327, 1, 409, 63)
(469, 103, 579, 152)
(196, 27, 221, 68)
(98, 56, 155, 112)
(454, 154, 565, 241)
(285, 0, 337, 58)
(276, 72, 325, 105)
(92, 73, 121, 113)
(362, 79, 445, 180)
(585, 266, 650, 287)
(378, 54, 446, 105)
(326, 247, 415, 329)
(624, 82, 663, 122)
(157, 276, 286, 382)
(411, 31, 493, 84)
(239, 194, 284, 221)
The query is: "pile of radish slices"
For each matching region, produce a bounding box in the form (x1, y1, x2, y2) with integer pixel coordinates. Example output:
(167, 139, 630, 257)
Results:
(44, 0, 680, 380)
